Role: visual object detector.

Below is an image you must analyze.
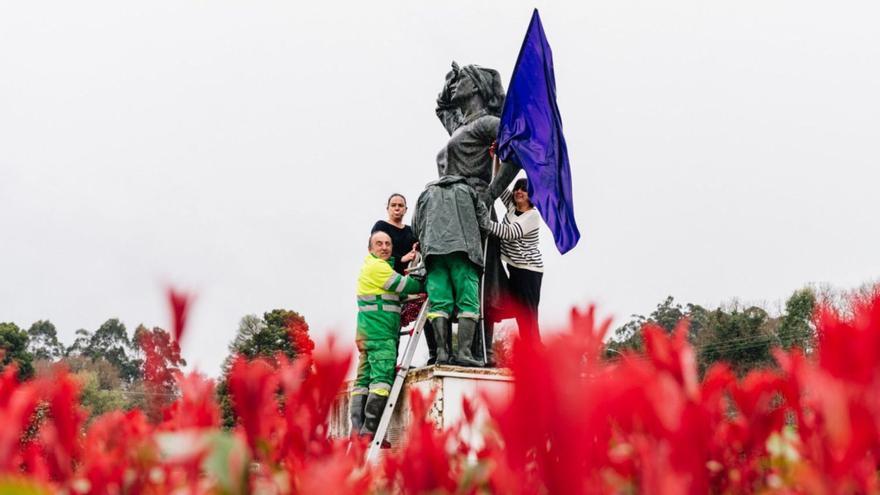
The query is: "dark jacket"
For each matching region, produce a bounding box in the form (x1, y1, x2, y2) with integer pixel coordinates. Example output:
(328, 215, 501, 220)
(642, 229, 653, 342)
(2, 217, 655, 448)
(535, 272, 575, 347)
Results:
(413, 175, 490, 268)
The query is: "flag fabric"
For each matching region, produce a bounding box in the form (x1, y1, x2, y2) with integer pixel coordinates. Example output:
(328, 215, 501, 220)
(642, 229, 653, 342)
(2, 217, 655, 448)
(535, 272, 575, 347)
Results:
(497, 9, 580, 254)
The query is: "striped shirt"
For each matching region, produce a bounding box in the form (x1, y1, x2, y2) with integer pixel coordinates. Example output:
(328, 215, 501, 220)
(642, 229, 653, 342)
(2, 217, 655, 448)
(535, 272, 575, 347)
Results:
(488, 189, 544, 273)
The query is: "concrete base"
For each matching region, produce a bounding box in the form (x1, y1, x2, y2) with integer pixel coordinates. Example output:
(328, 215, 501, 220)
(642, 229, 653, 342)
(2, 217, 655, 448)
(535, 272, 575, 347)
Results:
(329, 364, 513, 447)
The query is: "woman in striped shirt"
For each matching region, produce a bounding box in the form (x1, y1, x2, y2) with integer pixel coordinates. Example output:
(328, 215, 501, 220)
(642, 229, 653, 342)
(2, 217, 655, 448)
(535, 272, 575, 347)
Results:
(485, 178, 544, 343)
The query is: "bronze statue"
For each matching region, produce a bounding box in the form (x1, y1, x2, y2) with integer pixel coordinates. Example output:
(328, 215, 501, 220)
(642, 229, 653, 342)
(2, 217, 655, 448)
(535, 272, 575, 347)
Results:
(413, 62, 521, 367)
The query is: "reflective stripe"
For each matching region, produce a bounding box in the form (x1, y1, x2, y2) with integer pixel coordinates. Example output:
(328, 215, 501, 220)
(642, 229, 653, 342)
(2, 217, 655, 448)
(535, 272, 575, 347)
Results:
(427, 311, 449, 320)
(459, 312, 480, 321)
(394, 276, 408, 293)
(358, 304, 400, 314)
(351, 387, 368, 396)
(357, 295, 377, 302)
(369, 383, 391, 396)
(380, 294, 400, 302)
(382, 275, 399, 290)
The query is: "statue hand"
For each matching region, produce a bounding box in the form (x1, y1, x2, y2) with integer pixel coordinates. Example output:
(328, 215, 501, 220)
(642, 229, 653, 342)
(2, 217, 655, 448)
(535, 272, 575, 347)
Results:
(478, 190, 492, 207)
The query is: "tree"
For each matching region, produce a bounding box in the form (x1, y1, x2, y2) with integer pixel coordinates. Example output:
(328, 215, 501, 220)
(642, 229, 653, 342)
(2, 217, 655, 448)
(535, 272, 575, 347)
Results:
(608, 293, 817, 377)
(777, 288, 816, 351)
(0, 322, 34, 380)
(64, 355, 124, 390)
(608, 296, 695, 356)
(217, 310, 315, 428)
(59, 355, 129, 419)
(66, 328, 93, 357)
(27, 320, 65, 361)
(67, 319, 142, 383)
(229, 310, 312, 362)
(132, 325, 186, 422)
(76, 370, 128, 419)
(695, 305, 778, 376)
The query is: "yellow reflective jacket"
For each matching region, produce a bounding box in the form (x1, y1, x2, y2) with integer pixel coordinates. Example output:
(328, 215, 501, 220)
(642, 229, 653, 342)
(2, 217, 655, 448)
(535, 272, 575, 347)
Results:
(356, 254, 422, 339)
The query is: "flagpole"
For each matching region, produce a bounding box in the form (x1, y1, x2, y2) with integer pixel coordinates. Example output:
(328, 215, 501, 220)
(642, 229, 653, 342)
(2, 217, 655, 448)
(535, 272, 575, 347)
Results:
(479, 154, 500, 365)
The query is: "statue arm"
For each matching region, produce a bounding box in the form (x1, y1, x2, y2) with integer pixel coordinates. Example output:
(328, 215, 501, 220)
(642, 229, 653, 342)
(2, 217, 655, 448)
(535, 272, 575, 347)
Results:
(475, 195, 492, 234)
(487, 160, 521, 200)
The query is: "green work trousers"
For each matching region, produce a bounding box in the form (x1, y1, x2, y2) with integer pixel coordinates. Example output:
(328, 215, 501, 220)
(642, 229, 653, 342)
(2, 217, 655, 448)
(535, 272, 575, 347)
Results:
(353, 336, 398, 393)
(425, 252, 481, 321)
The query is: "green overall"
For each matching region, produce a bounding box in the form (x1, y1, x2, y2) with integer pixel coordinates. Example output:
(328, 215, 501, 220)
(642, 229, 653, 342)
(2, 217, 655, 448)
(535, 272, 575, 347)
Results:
(353, 254, 422, 398)
(425, 252, 481, 322)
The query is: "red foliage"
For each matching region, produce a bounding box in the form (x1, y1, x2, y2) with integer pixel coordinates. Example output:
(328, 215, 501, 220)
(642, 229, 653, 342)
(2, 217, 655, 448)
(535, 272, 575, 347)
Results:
(38, 366, 87, 482)
(773, 292, 880, 493)
(227, 356, 282, 458)
(4, 290, 880, 494)
(79, 409, 155, 493)
(382, 390, 461, 494)
(161, 372, 220, 430)
(0, 365, 41, 472)
(167, 287, 193, 343)
(287, 317, 316, 359)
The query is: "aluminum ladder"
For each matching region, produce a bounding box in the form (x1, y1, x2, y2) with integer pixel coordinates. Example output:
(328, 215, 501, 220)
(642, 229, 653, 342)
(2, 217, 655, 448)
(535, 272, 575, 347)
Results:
(365, 297, 430, 463)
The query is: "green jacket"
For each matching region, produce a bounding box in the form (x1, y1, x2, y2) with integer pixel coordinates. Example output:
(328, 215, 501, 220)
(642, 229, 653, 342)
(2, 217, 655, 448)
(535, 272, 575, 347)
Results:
(356, 254, 423, 340)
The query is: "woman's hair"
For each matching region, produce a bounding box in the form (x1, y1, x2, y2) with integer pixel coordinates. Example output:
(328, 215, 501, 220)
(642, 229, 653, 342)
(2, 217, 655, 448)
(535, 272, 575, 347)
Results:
(436, 62, 506, 134)
(386, 193, 406, 207)
(459, 64, 506, 117)
(513, 178, 534, 208)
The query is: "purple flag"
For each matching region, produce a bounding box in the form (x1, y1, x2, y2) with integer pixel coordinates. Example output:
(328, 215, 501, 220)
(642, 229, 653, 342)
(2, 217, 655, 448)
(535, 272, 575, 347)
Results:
(497, 9, 580, 254)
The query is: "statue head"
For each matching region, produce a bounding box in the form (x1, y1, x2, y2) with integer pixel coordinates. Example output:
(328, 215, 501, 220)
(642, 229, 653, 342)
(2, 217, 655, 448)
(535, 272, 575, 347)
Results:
(436, 62, 505, 134)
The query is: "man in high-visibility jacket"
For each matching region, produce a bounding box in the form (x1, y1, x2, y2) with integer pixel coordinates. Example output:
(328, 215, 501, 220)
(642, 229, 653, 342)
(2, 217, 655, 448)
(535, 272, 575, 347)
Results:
(352, 230, 424, 437)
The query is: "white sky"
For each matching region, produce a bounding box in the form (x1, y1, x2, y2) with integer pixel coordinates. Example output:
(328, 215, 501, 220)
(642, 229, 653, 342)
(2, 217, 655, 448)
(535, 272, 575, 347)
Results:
(2, 1, 878, 376)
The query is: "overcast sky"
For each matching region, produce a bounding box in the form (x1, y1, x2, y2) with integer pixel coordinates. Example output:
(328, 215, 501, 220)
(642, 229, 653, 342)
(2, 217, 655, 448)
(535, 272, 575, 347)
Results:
(2, 1, 878, 376)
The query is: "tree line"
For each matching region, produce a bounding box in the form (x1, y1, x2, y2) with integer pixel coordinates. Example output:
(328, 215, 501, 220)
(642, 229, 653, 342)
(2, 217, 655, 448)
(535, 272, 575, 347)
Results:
(0, 308, 314, 425)
(607, 288, 817, 376)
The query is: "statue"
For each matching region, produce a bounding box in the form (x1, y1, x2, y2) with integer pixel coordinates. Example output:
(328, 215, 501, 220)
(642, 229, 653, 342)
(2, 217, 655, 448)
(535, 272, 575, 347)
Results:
(413, 62, 521, 367)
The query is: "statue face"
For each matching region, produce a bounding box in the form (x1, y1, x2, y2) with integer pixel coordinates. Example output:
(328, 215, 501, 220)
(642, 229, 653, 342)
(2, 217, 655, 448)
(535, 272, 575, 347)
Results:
(450, 73, 478, 103)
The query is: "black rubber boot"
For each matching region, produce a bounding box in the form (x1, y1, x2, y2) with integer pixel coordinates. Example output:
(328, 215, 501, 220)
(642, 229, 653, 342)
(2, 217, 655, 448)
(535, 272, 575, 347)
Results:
(360, 392, 389, 436)
(424, 320, 438, 365)
(471, 319, 496, 368)
(431, 317, 451, 365)
(454, 318, 484, 367)
(349, 393, 367, 435)
(470, 319, 496, 367)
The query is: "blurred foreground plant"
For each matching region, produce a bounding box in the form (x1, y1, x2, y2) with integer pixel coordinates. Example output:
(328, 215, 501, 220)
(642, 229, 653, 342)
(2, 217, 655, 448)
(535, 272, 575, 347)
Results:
(1, 288, 880, 493)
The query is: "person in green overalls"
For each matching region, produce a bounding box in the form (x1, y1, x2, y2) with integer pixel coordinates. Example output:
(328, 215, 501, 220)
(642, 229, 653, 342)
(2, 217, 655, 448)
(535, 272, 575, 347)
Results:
(351, 231, 424, 437)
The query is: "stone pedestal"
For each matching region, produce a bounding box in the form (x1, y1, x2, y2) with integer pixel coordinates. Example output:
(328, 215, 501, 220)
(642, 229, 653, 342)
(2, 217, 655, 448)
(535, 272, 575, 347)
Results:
(329, 364, 513, 447)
